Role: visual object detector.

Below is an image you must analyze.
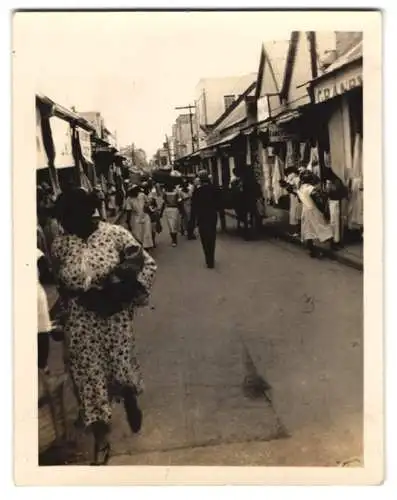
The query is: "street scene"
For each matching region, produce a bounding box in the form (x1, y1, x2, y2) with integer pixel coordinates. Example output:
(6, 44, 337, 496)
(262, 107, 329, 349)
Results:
(32, 12, 363, 467)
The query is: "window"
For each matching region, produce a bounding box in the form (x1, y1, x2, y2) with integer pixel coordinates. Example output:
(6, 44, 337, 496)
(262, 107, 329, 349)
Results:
(224, 95, 236, 110)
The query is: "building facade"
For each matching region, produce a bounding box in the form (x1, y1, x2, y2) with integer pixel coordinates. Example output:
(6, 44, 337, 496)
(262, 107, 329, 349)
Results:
(194, 74, 257, 149)
(173, 113, 198, 159)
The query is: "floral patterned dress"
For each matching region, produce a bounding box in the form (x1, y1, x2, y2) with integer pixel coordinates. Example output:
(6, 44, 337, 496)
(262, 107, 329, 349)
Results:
(51, 222, 157, 428)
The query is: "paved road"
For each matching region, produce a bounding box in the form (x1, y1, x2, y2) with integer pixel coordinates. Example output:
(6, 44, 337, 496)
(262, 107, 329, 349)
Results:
(108, 221, 362, 466)
(50, 221, 363, 466)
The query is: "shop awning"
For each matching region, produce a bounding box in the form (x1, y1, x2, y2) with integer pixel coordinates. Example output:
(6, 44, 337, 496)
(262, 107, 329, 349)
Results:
(310, 41, 363, 104)
(275, 110, 301, 124)
(36, 93, 96, 133)
(207, 131, 240, 149)
(200, 148, 216, 159)
(242, 124, 257, 136)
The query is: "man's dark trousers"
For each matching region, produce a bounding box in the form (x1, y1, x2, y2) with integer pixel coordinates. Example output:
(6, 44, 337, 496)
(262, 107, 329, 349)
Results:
(198, 216, 217, 268)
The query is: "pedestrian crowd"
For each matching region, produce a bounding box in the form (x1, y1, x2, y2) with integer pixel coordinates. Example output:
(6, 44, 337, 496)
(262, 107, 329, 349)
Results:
(36, 160, 359, 465)
(119, 170, 224, 268)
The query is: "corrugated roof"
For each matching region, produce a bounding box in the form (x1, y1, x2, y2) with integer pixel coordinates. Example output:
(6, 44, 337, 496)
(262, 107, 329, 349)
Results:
(319, 40, 362, 76)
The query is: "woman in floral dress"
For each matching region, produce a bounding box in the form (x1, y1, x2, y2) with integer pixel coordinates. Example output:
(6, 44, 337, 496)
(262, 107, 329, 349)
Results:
(52, 188, 157, 465)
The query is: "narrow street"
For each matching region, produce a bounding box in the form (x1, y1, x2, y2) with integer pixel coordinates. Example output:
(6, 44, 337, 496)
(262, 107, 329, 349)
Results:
(97, 222, 363, 466)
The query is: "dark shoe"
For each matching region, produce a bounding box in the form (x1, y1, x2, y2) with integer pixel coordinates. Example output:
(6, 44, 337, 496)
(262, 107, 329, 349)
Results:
(91, 442, 110, 466)
(123, 388, 143, 434)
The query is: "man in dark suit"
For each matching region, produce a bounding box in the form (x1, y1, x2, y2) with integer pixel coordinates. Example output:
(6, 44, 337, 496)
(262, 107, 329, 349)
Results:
(190, 170, 221, 269)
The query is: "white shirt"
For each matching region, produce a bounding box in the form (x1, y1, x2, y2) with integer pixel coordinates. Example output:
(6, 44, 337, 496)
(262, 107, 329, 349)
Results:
(37, 249, 52, 333)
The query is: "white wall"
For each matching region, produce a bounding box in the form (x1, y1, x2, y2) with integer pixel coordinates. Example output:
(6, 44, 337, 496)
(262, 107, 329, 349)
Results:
(195, 73, 256, 127)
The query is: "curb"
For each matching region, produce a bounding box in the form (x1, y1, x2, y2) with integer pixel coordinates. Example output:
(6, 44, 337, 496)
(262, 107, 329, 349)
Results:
(224, 211, 363, 272)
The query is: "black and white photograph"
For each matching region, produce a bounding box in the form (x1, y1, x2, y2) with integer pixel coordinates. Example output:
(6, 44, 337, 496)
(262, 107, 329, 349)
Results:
(12, 9, 382, 485)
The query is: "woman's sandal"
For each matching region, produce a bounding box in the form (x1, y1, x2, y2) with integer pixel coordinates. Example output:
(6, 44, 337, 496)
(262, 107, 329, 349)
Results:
(123, 388, 143, 434)
(91, 442, 111, 466)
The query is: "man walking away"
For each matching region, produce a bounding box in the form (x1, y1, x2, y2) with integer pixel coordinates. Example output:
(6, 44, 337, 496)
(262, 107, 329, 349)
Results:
(191, 170, 221, 269)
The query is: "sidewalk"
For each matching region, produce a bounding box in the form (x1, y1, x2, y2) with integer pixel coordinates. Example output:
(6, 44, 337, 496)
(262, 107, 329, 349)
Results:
(225, 207, 363, 271)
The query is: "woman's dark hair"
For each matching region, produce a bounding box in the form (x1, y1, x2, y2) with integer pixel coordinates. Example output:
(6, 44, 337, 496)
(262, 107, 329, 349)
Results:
(54, 187, 96, 222)
(126, 185, 140, 198)
(284, 166, 298, 176)
(299, 170, 318, 185)
(323, 167, 342, 183)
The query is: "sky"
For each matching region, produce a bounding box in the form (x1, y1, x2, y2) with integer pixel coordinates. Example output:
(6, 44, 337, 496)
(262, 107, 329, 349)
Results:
(17, 12, 297, 157)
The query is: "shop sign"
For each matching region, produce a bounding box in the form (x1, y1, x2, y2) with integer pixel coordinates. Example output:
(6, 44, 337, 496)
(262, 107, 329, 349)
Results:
(314, 64, 363, 104)
(50, 116, 75, 169)
(36, 106, 48, 169)
(257, 96, 269, 122)
(78, 128, 93, 163)
(267, 123, 299, 143)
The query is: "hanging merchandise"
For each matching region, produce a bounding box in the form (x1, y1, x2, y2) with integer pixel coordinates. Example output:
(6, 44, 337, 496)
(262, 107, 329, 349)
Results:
(272, 155, 286, 205)
(50, 116, 75, 169)
(306, 146, 320, 177)
(36, 107, 48, 170)
(285, 141, 295, 168)
(300, 142, 311, 167)
(246, 135, 252, 165)
(108, 165, 115, 185)
(348, 134, 363, 229)
(324, 151, 331, 168)
(77, 128, 93, 164)
(262, 147, 273, 204)
(352, 133, 363, 179)
(80, 170, 92, 193)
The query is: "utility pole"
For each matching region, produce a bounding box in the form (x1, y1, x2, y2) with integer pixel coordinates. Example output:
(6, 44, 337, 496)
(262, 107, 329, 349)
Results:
(165, 135, 172, 165)
(175, 104, 196, 154)
(131, 143, 135, 166)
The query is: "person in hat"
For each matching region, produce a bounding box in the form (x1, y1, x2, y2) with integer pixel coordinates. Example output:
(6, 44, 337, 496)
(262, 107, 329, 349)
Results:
(51, 187, 157, 465)
(190, 170, 221, 268)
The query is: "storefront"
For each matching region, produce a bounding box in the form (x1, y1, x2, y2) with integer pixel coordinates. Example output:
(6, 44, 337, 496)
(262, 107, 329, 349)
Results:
(252, 32, 322, 210)
(309, 42, 363, 236)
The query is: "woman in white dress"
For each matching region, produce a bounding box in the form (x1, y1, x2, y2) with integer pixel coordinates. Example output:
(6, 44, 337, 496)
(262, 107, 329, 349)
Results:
(178, 178, 194, 237)
(162, 180, 181, 247)
(284, 167, 302, 233)
(297, 170, 333, 258)
(323, 168, 348, 248)
(125, 185, 154, 250)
